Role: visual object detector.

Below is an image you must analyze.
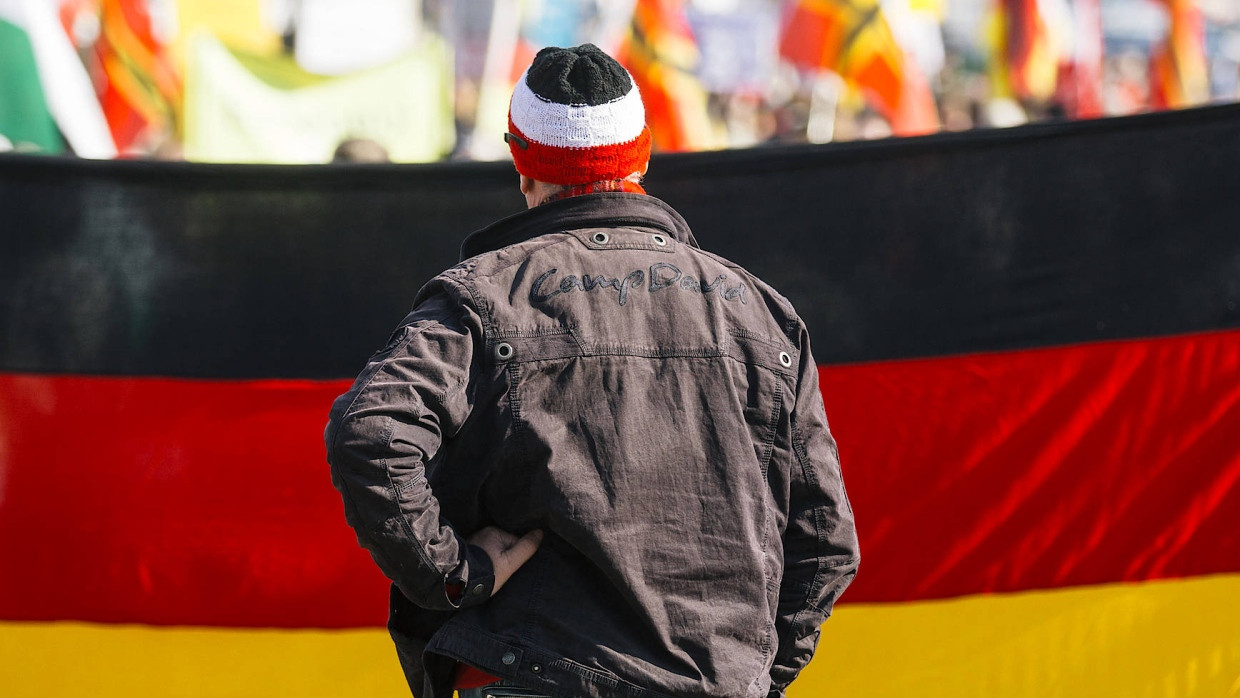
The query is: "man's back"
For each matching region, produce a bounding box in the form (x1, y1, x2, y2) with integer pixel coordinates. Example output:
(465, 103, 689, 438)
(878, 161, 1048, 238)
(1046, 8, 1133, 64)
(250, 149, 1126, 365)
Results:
(326, 44, 858, 698)
(330, 193, 858, 697)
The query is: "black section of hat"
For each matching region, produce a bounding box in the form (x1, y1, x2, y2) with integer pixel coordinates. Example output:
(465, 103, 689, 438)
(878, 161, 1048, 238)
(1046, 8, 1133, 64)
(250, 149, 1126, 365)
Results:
(526, 44, 632, 107)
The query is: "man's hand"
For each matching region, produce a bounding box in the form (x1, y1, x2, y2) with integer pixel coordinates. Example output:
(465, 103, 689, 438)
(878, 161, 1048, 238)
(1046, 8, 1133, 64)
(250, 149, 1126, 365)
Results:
(467, 527, 544, 596)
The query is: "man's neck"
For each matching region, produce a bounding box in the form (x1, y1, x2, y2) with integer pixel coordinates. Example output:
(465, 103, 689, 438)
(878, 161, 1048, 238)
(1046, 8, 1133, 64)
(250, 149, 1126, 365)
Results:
(537, 179, 646, 207)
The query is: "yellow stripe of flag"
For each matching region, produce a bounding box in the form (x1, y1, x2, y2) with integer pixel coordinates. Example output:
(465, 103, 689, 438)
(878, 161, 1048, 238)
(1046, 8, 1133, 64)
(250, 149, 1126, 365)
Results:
(2, 575, 1238, 696)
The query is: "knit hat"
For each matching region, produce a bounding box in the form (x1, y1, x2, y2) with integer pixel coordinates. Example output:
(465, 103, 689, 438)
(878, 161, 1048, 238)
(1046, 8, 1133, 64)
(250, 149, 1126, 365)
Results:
(506, 44, 652, 186)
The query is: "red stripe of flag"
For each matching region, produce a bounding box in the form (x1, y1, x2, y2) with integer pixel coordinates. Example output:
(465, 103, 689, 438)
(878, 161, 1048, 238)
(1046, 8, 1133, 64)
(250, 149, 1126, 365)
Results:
(1, 330, 1237, 627)
(0, 375, 387, 628)
(828, 329, 1240, 601)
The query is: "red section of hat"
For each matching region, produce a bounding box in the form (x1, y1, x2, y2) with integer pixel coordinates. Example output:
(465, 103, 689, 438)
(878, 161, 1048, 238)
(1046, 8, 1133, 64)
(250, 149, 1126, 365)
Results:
(507, 118, 652, 185)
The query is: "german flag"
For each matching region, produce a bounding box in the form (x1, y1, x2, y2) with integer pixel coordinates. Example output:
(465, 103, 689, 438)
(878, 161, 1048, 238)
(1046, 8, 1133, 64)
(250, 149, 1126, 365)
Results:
(990, 0, 1063, 103)
(2, 103, 1239, 695)
(1149, 0, 1209, 109)
(779, 0, 937, 136)
(617, 0, 717, 152)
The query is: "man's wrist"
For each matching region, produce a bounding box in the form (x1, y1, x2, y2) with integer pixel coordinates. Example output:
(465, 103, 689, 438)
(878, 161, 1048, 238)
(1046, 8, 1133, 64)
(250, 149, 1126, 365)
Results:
(445, 543, 496, 608)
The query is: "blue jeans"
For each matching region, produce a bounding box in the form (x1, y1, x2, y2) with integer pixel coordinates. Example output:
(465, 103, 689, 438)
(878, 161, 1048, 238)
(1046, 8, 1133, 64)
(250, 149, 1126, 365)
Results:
(457, 680, 551, 698)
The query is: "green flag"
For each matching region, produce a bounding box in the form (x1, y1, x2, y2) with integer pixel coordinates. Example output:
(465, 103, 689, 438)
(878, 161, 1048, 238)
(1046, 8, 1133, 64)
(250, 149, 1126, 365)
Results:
(0, 15, 61, 153)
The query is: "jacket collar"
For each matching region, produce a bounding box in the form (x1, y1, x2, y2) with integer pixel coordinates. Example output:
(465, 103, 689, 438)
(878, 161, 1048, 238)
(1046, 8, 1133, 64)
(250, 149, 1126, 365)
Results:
(459, 192, 698, 261)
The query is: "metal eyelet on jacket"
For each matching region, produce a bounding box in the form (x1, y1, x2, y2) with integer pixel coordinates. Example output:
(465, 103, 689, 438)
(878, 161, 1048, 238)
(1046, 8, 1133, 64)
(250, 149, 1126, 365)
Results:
(592, 232, 609, 244)
(495, 342, 514, 361)
(652, 234, 667, 246)
(779, 351, 793, 368)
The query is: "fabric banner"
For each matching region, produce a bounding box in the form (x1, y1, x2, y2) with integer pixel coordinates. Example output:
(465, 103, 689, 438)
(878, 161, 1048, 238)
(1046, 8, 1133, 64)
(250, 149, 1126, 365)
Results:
(4, 103, 1238, 377)
(1, 329, 1237, 626)
(183, 32, 454, 164)
(3, 575, 1238, 697)
(2, 103, 1240, 696)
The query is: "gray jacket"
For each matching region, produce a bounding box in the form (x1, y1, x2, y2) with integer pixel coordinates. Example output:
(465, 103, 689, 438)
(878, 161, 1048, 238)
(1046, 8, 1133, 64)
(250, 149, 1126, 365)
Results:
(325, 193, 859, 698)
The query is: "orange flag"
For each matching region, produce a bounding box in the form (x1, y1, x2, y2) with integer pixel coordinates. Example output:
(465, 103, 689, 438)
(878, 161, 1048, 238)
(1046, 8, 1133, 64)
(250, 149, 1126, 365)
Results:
(617, 0, 717, 152)
(779, 0, 937, 136)
(1149, 0, 1209, 109)
(93, 0, 181, 153)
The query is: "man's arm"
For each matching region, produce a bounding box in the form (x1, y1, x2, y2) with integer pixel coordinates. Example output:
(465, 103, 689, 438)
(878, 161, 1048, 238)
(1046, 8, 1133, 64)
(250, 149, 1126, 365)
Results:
(768, 326, 861, 696)
(325, 286, 532, 610)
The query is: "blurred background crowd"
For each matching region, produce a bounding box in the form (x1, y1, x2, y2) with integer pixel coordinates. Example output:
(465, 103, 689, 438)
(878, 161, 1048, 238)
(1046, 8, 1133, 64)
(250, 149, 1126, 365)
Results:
(1, 0, 1237, 164)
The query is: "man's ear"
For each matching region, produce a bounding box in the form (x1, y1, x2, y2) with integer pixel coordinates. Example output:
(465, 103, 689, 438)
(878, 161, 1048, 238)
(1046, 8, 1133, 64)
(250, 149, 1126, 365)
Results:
(520, 174, 535, 195)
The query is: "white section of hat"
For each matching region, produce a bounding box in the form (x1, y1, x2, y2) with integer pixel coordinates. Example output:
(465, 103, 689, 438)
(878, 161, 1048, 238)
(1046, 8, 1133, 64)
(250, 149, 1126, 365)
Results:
(509, 70, 646, 149)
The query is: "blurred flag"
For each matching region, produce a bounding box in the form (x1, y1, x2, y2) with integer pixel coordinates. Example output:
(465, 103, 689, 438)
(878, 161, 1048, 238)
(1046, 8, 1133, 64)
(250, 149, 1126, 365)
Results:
(779, 0, 938, 136)
(1057, 0, 1103, 117)
(989, 0, 1065, 103)
(170, 0, 280, 71)
(294, 0, 422, 76)
(183, 33, 453, 163)
(0, 1, 59, 152)
(618, 0, 718, 152)
(0, 0, 115, 156)
(1149, 0, 1209, 109)
(94, 0, 181, 153)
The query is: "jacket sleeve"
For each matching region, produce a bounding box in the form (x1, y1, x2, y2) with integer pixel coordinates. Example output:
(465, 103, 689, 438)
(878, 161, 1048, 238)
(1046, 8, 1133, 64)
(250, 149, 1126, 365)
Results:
(324, 282, 495, 611)
(768, 325, 861, 696)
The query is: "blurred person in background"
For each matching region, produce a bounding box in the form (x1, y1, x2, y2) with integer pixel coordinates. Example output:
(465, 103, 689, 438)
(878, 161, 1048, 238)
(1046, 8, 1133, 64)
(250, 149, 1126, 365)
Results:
(332, 137, 392, 163)
(325, 43, 859, 698)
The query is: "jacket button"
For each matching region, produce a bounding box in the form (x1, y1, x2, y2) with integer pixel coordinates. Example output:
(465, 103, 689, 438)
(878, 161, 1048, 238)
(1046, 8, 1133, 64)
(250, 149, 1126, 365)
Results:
(469, 583, 486, 596)
(501, 651, 517, 665)
(779, 351, 793, 367)
(495, 342, 514, 360)
(592, 232, 610, 244)
(530, 663, 542, 673)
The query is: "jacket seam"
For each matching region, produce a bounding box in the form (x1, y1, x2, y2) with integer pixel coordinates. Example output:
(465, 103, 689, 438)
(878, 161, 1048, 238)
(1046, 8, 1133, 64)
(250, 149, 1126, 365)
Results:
(757, 381, 784, 663)
(774, 416, 829, 667)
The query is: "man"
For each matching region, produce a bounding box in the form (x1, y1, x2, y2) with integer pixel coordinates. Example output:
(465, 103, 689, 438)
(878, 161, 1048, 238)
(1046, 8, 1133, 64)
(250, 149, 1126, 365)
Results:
(326, 44, 859, 698)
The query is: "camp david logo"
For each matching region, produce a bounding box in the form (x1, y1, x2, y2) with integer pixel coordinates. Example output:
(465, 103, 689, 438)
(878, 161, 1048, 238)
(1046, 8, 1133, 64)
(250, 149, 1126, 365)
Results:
(530, 263, 747, 307)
